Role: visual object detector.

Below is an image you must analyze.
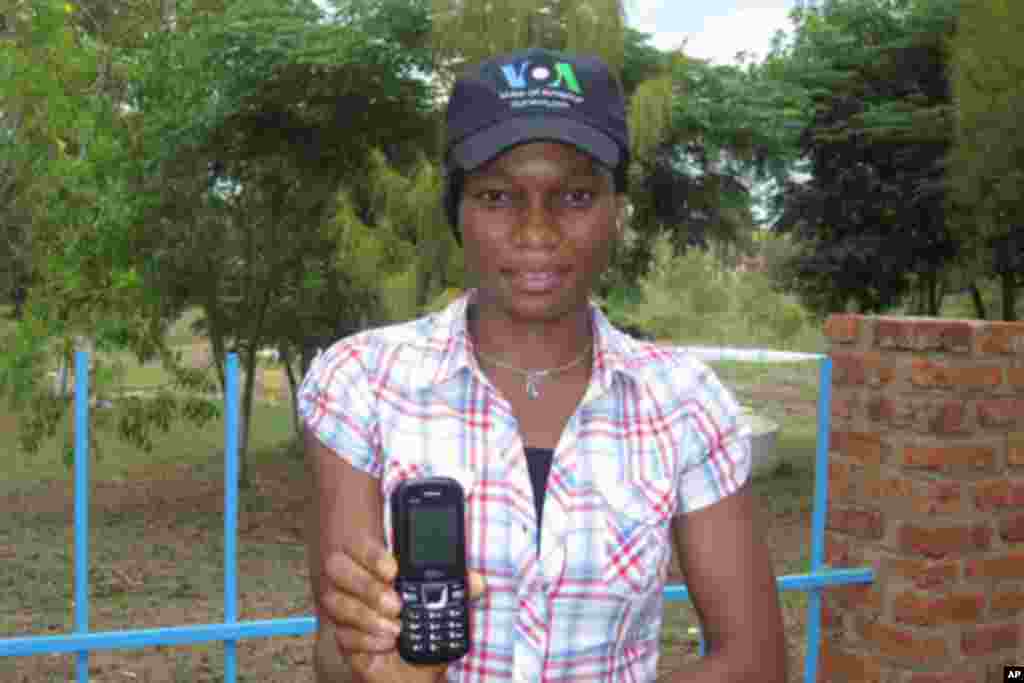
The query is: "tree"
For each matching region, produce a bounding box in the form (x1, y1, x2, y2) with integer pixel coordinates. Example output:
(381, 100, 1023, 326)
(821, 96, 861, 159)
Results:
(769, 0, 961, 317)
(121, 0, 441, 483)
(0, 0, 225, 459)
(616, 50, 806, 293)
(0, 0, 442, 483)
(429, 0, 626, 81)
(948, 0, 1024, 320)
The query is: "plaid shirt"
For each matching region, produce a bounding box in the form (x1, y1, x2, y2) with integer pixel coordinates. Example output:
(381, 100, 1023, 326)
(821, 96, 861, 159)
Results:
(298, 291, 751, 682)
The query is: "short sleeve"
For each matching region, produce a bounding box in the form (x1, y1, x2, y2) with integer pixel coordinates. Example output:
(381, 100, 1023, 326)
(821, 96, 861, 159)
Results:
(297, 339, 382, 477)
(675, 362, 752, 515)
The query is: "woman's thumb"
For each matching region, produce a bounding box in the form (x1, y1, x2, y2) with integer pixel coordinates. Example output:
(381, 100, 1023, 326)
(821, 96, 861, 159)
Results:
(468, 570, 486, 600)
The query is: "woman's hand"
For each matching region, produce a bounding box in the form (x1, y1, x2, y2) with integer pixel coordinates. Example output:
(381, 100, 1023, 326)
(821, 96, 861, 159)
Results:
(318, 535, 485, 682)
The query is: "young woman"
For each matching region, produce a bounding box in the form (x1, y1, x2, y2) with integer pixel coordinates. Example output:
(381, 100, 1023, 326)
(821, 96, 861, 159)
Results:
(301, 48, 787, 683)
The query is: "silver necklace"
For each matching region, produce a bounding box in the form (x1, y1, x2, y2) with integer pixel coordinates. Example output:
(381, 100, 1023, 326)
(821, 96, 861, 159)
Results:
(475, 342, 593, 399)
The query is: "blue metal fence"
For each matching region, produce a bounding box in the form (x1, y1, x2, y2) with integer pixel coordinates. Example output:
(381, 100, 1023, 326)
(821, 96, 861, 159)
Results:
(1, 351, 873, 682)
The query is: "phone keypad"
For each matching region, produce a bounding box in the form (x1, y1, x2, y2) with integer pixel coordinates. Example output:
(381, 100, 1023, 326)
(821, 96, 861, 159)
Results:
(397, 579, 469, 660)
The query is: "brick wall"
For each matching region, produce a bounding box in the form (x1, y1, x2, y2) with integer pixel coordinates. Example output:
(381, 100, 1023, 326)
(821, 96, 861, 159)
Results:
(821, 315, 1024, 683)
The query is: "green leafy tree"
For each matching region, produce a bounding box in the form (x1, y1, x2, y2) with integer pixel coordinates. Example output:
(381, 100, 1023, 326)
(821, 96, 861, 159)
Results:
(948, 0, 1024, 320)
(429, 0, 626, 80)
(769, 0, 961, 317)
(123, 0, 440, 482)
(0, 0, 221, 461)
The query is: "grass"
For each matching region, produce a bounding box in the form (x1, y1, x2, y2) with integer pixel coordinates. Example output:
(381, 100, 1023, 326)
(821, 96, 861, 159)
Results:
(1, 400, 297, 495)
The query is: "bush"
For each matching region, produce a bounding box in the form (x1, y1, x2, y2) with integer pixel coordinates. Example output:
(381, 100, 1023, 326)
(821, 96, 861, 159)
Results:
(607, 233, 821, 351)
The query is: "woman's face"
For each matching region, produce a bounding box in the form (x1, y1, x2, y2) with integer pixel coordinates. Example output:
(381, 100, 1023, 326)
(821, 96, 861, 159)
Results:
(459, 141, 624, 325)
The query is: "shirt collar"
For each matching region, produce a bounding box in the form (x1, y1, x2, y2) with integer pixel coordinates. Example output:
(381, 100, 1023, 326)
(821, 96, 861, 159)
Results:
(410, 289, 648, 395)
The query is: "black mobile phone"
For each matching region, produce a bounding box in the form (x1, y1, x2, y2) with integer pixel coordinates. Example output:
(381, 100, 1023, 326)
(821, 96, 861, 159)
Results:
(390, 476, 470, 665)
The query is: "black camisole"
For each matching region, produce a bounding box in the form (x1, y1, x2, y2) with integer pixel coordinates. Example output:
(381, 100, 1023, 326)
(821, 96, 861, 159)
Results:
(524, 447, 555, 550)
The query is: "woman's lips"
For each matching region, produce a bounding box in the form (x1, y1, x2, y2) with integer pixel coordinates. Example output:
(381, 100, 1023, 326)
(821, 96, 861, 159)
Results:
(506, 269, 567, 293)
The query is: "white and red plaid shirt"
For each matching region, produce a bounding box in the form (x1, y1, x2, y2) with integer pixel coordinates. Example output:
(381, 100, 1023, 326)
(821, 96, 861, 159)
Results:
(298, 291, 751, 682)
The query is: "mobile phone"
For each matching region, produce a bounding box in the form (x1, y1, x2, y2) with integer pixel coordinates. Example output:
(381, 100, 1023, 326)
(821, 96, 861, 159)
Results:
(390, 476, 470, 665)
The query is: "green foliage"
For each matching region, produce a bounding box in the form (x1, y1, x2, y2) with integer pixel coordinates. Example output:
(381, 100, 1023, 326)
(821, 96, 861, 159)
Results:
(948, 0, 1024, 320)
(430, 0, 626, 79)
(769, 0, 961, 316)
(620, 51, 804, 289)
(609, 233, 815, 350)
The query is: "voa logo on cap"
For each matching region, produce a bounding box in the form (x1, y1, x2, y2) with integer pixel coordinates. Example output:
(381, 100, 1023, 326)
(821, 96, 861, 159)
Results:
(499, 59, 583, 96)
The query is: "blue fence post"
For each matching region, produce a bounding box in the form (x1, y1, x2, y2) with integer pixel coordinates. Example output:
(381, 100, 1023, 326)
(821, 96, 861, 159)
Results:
(805, 356, 832, 683)
(74, 350, 91, 683)
(224, 354, 239, 682)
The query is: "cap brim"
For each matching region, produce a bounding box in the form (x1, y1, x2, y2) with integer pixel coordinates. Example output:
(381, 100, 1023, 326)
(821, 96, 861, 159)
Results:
(450, 117, 621, 171)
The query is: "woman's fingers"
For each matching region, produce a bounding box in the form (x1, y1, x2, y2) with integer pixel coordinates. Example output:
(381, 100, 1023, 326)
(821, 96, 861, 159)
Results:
(321, 588, 401, 639)
(323, 546, 402, 617)
(333, 622, 398, 654)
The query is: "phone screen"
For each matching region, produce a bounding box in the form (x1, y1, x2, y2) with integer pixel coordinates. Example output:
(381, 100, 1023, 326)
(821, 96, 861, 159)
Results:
(410, 504, 458, 567)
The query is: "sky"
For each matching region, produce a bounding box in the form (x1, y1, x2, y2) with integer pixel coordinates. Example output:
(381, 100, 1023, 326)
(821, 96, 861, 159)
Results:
(627, 0, 798, 65)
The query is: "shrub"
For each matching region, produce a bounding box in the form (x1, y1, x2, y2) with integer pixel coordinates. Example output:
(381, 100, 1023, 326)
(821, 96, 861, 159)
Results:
(607, 233, 820, 351)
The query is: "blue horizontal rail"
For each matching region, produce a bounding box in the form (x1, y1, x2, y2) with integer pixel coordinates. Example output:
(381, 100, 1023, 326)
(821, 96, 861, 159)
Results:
(0, 568, 873, 657)
(0, 351, 871, 683)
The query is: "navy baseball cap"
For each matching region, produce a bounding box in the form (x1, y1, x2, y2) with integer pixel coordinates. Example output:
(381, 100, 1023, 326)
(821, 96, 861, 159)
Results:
(445, 48, 630, 174)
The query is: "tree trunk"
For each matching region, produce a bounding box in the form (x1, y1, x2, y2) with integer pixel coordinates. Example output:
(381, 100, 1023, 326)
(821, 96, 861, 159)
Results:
(969, 282, 987, 320)
(1002, 272, 1018, 321)
(281, 345, 303, 446)
(927, 271, 941, 316)
(238, 346, 258, 489)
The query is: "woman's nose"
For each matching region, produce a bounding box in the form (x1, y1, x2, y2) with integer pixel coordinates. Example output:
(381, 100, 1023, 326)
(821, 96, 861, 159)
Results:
(514, 200, 560, 248)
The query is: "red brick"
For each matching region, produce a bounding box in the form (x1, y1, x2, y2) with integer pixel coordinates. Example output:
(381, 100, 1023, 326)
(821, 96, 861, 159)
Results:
(831, 394, 856, 420)
(999, 514, 1024, 543)
(824, 315, 861, 344)
(830, 351, 895, 387)
(961, 622, 1019, 656)
(817, 640, 882, 683)
(971, 523, 993, 549)
(898, 523, 992, 559)
(825, 533, 857, 566)
(832, 351, 869, 385)
(830, 429, 845, 453)
(1010, 433, 1024, 467)
(922, 481, 964, 516)
(910, 359, 1003, 389)
(978, 398, 1024, 428)
(835, 431, 884, 466)
(964, 552, 1024, 581)
(976, 321, 1024, 354)
(858, 620, 948, 665)
(1007, 367, 1024, 389)
(991, 589, 1024, 617)
(973, 479, 1024, 511)
(868, 396, 897, 423)
(886, 557, 960, 590)
(832, 584, 882, 610)
(863, 476, 962, 516)
(892, 590, 985, 626)
(828, 505, 884, 539)
(820, 601, 843, 629)
(902, 445, 996, 472)
(931, 400, 968, 434)
(876, 318, 974, 352)
(869, 397, 969, 433)
(828, 460, 857, 502)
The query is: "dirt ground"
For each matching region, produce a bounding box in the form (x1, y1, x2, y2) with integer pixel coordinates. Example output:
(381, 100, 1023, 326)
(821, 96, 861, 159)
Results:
(1, 380, 816, 683)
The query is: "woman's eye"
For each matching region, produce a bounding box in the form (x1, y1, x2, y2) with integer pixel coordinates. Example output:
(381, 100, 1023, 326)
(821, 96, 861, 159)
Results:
(564, 190, 595, 205)
(474, 189, 506, 201)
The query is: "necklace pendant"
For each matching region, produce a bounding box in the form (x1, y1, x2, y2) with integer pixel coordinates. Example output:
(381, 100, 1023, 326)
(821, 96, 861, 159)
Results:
(526, 374, 541, 399)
